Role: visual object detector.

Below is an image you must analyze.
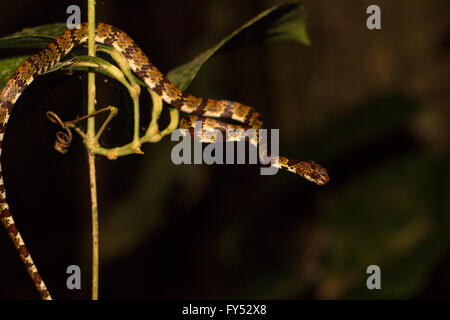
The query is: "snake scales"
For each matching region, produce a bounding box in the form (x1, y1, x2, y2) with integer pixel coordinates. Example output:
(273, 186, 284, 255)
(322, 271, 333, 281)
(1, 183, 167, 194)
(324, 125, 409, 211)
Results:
(0, 23, 329, 299)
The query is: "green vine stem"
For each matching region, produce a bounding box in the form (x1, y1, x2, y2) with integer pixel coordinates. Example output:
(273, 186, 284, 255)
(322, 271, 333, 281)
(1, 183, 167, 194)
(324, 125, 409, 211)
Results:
(48, 53, 179, 159)
(87, 0, 98, 301)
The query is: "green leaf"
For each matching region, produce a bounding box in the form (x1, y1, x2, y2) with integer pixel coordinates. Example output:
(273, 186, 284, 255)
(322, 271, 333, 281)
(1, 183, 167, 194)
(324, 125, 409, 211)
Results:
(167, 2, 310, 90)
(0, 55, 30, 89)
(0, 23, 67, 49)
(0, 23, 68, 89)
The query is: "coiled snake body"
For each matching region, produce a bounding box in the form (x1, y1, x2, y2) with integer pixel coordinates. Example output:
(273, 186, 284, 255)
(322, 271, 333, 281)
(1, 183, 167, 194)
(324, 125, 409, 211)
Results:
(0, 23, 329, 299)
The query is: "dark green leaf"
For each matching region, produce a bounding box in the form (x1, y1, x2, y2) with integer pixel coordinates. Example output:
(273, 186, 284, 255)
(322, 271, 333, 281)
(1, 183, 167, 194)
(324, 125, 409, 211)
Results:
(0, 23, 67, 88)
(0, 23, 67, 49)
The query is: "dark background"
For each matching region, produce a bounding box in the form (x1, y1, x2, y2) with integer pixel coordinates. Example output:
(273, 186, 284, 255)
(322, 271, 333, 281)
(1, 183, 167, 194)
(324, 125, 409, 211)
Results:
(0, 0, 448, 299)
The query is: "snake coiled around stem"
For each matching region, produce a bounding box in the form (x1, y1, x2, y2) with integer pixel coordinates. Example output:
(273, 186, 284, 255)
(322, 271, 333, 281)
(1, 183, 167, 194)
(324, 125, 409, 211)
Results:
(0, 23, 329, 299)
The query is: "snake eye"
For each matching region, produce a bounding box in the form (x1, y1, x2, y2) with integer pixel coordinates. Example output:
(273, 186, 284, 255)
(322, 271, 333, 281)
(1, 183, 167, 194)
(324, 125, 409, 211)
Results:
(309, 162, 317, 171)
(310, 171, 320, 181)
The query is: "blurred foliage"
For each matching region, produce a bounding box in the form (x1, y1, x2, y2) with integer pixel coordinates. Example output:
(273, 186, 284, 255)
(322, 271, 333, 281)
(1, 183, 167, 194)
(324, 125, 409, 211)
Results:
(319, 152, 450, 299)
(216, 94, 450, 299)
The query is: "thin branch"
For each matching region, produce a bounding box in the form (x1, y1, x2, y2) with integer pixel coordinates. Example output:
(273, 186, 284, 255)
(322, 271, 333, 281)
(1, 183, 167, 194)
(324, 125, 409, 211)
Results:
(87, 0, 99, 301)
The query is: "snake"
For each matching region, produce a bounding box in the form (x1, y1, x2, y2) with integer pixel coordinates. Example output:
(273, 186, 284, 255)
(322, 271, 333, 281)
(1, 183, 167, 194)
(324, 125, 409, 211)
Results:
(0, 22, 329, 299)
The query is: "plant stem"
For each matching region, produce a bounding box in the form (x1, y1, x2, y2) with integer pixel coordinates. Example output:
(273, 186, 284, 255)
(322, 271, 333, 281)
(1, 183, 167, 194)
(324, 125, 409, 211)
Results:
(88, 149, 98, 300)
(87, 0, 99, 301)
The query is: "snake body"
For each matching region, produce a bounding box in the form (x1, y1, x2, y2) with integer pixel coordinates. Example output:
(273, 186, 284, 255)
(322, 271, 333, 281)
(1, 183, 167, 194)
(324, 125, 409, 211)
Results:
(0, 23, 329, 299)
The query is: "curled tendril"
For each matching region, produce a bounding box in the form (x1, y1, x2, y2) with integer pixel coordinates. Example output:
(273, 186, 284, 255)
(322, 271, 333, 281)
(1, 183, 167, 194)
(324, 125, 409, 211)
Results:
(46, 111, 72, 154)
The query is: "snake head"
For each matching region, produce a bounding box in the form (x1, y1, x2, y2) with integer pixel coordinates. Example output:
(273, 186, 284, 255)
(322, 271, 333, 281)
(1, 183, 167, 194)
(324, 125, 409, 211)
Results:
(299, 161, 330, 186)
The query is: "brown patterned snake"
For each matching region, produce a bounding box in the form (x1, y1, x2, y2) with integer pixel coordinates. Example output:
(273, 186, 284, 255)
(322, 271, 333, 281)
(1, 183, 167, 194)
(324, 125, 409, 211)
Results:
(0, 22, 329, 299)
